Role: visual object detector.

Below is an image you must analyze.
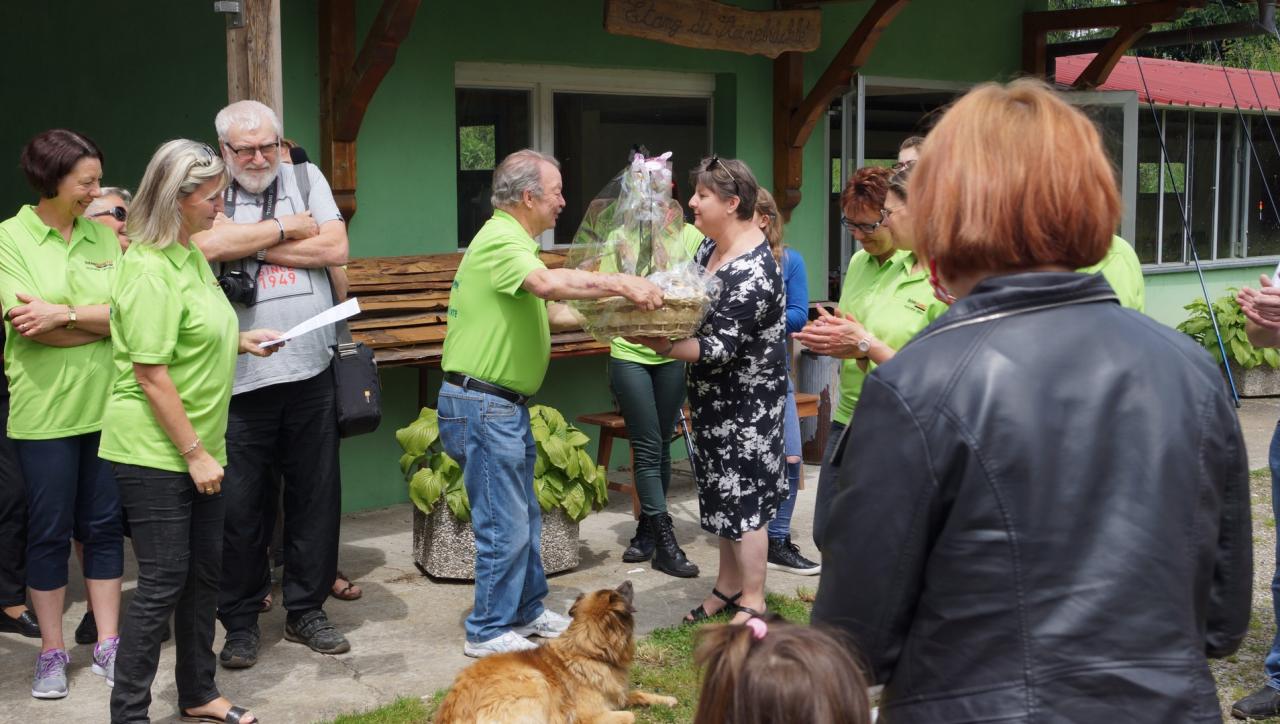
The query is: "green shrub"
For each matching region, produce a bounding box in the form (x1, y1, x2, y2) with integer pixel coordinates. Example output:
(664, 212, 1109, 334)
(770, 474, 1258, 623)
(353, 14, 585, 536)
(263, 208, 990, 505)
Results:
(397, 405, 608, 523)
(1177, 290, 1280, 370)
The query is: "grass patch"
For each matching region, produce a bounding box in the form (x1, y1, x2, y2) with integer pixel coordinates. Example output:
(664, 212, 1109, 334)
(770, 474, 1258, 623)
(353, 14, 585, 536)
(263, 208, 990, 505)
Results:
(326, 592, 813, 724)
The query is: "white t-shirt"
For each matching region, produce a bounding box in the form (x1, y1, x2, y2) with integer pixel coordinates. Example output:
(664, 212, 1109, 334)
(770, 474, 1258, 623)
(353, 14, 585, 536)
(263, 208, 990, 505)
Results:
(221, 162, 344, 395)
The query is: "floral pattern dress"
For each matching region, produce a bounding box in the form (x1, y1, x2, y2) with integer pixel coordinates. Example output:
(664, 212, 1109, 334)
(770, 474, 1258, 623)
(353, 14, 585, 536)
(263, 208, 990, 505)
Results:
(687, 238, 788, 540)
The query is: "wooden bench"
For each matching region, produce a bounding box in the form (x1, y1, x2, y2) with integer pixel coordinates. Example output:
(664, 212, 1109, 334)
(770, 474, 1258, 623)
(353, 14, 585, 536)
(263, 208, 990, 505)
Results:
(578, 392, 819, 518)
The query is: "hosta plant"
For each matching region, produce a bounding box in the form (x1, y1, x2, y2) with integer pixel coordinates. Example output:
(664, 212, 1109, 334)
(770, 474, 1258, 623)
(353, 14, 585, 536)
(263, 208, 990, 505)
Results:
(1177, 291, 1280, 370)
(398, 404, 608, 523)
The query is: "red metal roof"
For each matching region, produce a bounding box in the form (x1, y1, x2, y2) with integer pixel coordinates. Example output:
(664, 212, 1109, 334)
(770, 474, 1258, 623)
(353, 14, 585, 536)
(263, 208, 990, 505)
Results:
(1056, 53, 1280, 112)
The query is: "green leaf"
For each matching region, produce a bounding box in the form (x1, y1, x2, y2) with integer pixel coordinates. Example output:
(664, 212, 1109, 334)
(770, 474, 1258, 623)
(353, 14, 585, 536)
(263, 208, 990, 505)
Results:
(446, 485, 470, 523)
(395, 408, 440, 456)
(534, 453, 547, 477)
(533, 476, 558, 511)
(408, 467, 444, 515)
(577, 449, 597, 484)
(534, 405, 568, 436)
(435, 453, 462, 484)
(1231, 337, 1254, 368)
(562, 484, 589, 521)
(564, 429, 590, 447)
(1265, 347, 1280, 369)
(530, 417, 550, 443)
(564, 447, 580, 479)
(399, 452, 423, 478)
(542, 436, 571, 470)
(545, 469, 568, 494)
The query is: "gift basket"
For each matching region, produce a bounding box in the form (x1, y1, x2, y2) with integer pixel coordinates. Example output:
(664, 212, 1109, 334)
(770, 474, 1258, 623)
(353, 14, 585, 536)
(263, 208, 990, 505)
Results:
(566, 152, 720, 343)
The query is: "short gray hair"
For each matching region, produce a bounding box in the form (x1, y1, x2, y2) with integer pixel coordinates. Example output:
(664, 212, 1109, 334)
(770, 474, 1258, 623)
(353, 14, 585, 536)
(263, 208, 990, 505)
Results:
(490, 149, 559, 209)
(85, 187, 132, 216)
(215, 100, 283, 142)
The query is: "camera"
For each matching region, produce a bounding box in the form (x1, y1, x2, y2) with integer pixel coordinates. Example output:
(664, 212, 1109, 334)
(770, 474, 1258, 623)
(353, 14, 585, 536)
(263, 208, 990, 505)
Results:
(217, 268, 258, 306)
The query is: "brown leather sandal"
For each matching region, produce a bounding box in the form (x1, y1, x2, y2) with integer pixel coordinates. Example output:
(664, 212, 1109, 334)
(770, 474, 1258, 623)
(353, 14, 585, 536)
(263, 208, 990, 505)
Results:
(331, 571, 363, 601)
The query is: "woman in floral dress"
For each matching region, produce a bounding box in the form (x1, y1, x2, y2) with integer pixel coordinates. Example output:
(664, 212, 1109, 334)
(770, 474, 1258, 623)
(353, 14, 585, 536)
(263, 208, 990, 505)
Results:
(629, 156, 786, 625)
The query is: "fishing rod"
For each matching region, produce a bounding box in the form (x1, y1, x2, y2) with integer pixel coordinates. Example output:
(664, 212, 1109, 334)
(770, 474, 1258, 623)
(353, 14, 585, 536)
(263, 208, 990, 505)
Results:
(1132, 52, 1241, 405)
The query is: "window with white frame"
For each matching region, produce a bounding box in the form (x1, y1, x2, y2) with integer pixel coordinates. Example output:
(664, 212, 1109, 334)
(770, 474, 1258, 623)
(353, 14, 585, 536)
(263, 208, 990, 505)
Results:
(1137, 108, 1280, 265)
(454, 64, 714, 248)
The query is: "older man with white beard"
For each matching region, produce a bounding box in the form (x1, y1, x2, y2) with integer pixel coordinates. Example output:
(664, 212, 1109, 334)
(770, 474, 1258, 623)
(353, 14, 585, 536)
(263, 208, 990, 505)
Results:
(192, 100, 351, 669)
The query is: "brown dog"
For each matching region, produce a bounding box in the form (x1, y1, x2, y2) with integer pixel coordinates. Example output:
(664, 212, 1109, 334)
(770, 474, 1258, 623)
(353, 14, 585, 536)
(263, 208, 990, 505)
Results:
(434, 581, 677, 723)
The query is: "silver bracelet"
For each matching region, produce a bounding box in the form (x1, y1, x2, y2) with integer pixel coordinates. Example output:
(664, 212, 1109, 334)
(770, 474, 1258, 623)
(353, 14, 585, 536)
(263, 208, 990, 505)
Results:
(180, 438, 202, 457)
(272, 217, 285, 242)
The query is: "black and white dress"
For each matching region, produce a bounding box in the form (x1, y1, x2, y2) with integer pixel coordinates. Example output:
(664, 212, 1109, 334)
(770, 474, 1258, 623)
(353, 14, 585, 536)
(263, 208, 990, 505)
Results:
(687, 238, 788, 540)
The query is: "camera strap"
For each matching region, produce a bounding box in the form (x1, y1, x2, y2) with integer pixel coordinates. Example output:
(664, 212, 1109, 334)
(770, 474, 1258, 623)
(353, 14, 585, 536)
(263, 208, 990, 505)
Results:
(222, 176, 279, 278)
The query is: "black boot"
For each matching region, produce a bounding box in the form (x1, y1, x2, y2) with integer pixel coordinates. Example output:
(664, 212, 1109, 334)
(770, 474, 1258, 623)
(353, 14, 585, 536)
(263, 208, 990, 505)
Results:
(622, 516, 655, 563)
(647, 513, 699, 578)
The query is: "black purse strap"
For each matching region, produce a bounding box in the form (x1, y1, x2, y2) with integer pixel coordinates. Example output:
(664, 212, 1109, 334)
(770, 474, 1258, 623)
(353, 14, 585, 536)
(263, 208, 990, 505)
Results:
(327, 269, 355, 347)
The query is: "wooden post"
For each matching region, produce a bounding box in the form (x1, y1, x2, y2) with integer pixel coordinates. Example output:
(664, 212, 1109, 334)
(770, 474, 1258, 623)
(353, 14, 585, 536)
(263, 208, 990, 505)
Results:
(225, 0, 284, 126)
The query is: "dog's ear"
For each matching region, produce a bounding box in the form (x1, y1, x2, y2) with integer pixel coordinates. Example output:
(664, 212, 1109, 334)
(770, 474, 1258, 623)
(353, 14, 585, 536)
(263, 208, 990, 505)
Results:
(568, 592, 585, 617)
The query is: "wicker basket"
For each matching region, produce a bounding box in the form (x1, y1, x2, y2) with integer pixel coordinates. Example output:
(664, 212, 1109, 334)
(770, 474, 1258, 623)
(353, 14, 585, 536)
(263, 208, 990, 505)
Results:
(577, 295, 707, 339)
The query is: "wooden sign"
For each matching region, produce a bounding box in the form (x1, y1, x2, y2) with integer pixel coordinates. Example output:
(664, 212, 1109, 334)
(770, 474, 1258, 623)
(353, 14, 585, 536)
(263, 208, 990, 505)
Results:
(604, 0, 821, 59)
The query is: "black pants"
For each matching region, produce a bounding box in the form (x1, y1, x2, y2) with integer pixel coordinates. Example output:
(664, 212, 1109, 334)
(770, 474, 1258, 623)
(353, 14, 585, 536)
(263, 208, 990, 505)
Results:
(0, 396, 25, 607)
(111, 464, 224, 724)
(218, 371, 340, 632)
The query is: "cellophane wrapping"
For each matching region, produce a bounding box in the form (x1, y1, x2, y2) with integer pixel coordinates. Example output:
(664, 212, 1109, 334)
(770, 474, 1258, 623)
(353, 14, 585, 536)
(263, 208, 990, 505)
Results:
(565, 152, 721, 343)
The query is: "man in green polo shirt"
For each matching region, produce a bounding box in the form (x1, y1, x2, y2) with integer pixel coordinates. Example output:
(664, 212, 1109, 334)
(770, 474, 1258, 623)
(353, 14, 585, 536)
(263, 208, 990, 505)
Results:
(439, 149, 661, 658)
(1079, 235, 1145, 313)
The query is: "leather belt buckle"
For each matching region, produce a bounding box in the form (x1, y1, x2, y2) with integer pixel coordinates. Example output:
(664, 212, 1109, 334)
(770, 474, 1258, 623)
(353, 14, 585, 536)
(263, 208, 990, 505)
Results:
(445, 372, 529, 406)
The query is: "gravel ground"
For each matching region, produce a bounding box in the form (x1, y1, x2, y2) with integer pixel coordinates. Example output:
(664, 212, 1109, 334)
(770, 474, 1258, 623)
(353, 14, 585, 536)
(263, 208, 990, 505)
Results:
(1213, 469, 1279, 722)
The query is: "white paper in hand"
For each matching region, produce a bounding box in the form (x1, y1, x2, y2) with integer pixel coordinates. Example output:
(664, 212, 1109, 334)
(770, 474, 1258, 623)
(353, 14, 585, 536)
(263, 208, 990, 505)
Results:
(259, 297, 361, 349)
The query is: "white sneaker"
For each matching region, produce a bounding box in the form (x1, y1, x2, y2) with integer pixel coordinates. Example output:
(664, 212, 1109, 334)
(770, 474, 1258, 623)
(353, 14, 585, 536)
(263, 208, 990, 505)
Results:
(512, 609, 571, 638)
(463, 631, 539, 658)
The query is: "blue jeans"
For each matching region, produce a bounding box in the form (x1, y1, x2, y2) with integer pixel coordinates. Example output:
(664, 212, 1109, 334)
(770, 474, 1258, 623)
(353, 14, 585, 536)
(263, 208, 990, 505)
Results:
(1266, 419, 1280, 689)
(437, 381, 547, 643)
(18, 432, 123, 590)
(768, 383, 803, 539)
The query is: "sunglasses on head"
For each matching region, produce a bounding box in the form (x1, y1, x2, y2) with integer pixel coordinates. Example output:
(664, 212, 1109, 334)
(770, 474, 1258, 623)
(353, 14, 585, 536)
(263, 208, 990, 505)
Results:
(91, 206, 126, 223)
(708, 154, 739, 193)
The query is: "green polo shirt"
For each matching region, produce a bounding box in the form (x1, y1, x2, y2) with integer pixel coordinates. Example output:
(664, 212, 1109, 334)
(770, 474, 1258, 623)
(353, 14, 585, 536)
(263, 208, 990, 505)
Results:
(610, 224, 708, 365)
(1079, 235, 1145, 313)
(834, 252, 946, 425)
(98, 241, 239, 472)
(442, 210, 549, 396)
(0, 206, 118, 439)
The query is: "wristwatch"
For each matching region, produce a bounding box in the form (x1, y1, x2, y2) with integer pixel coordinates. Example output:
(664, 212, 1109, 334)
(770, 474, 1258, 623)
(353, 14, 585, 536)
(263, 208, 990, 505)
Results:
(65, 306, 77, 331)
(256, 248, 269, 262)
(856, 337, 871, 354)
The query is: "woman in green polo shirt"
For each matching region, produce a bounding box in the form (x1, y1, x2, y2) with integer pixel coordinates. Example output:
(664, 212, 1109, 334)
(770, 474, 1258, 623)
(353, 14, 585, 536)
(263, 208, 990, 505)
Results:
(99, 140, 278, 724)
(794, 163, 948, 545)
(0, 129, 123, 701)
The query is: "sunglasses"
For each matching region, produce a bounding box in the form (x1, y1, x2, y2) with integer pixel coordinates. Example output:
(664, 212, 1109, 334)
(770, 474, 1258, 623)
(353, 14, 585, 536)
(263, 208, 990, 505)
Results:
(223, 139, 280, 161)
(841, 208, 887, 235)
(91, 206, 127, 223)
(708, 154, 739, 194)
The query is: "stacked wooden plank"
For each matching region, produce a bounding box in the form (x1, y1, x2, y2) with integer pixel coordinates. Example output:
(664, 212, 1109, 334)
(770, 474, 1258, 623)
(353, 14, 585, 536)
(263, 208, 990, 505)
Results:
(345, 251, 608, 367)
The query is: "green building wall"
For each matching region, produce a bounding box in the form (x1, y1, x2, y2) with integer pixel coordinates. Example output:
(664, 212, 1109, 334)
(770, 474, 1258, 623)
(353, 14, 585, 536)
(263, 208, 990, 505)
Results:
(2, 0, 1249, 513)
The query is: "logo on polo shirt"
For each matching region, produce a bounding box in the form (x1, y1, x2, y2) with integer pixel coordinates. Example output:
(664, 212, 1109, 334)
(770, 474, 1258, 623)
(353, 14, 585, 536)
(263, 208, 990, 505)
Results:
(85, 260, 115, 270)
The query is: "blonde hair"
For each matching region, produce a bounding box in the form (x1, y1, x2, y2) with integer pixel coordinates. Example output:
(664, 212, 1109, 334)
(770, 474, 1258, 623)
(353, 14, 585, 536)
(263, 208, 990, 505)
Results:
(755, 187, 784, 263)
(913, 79, 1119, 279)
(127, 140, 228, 248)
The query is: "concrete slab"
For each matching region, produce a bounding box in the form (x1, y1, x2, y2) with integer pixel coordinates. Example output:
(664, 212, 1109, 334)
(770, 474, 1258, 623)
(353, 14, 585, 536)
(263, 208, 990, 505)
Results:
(2, 398, 1276, 723)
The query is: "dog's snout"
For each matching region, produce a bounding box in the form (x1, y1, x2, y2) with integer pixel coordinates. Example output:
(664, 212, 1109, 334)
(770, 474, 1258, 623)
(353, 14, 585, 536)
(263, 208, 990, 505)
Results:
(616, 580, 634, 604)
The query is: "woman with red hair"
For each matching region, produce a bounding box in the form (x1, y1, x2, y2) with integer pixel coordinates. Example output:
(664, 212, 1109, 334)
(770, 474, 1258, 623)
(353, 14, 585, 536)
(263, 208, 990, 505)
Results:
(812, 79, 1250, 723)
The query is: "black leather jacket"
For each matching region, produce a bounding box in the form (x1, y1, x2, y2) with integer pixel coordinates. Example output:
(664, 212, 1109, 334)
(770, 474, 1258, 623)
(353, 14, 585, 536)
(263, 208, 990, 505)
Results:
(812, 273, 1251, 723)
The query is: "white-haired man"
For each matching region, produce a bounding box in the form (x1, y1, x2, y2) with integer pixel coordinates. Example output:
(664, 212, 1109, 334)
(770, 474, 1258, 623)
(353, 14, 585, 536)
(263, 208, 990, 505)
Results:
(439, 149, 663, 657)
(193, 100, 350, 669)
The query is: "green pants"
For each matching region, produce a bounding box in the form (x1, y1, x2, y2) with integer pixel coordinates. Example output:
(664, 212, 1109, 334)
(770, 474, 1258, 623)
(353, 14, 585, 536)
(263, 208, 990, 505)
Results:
(608, 358, 687, 517)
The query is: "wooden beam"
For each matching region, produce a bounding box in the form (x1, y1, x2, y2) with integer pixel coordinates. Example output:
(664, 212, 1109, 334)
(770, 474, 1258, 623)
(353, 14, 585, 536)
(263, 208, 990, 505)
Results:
(319, 0, 422, 219)
(1071, 23, 1152, 88)
(225, 0, 283, 123)
(1022, 0, 1204, 77)
(772, 0, 908, 219)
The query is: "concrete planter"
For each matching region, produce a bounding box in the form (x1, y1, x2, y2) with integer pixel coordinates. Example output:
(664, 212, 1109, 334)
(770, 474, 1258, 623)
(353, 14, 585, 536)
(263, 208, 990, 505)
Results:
(412, 504, 581, 580)
(1226, 360, 1280, 398)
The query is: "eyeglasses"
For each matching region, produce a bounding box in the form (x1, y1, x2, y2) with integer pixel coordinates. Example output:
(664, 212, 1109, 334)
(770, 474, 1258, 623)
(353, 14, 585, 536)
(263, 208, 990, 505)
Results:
(90, 206, 127, 223)
(841, 208, 887, 235)
(708, 154, 739, 193)
(892, 159, 916, 172)
(223, 139, 280, 161)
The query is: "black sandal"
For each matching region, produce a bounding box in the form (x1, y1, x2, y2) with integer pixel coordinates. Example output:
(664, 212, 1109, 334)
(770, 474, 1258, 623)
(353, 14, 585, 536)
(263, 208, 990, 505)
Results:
(735, 605, 767, 619)
(180, 704, 258, 723)
(683, 588, 741, 624)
